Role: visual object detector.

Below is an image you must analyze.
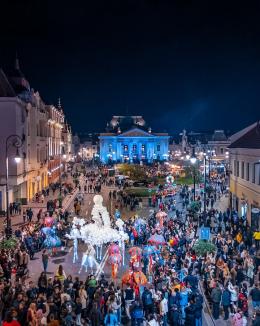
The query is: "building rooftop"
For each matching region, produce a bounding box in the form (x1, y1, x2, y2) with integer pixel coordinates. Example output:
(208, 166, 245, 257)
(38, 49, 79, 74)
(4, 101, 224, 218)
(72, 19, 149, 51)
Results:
(211, 130, 228, 141)
(229, 122, 260, 149)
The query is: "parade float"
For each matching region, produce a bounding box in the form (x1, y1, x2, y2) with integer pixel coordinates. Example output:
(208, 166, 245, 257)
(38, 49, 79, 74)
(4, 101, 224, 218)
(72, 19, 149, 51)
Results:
(66, 195, 128, 277)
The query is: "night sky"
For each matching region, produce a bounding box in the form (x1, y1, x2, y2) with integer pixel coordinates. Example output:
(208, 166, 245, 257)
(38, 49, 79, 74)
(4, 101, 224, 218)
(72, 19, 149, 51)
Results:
(1, 1, 260, 134)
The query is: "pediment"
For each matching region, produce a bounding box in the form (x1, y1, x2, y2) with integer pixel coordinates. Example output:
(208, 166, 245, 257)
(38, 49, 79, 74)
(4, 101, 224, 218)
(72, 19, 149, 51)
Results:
(118, 128, 153, 137)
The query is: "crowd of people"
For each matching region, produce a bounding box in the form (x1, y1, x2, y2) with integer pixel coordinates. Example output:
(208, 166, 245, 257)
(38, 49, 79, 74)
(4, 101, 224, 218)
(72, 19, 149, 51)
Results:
(0, 163, 260, 326)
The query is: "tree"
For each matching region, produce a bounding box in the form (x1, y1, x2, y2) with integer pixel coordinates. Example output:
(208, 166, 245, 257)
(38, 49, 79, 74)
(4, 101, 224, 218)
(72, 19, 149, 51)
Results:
(117, 164, 147, 181)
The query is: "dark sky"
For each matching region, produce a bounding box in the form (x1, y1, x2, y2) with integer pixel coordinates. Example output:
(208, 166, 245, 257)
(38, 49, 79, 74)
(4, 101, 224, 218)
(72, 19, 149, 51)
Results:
(1, 0, 260, 134)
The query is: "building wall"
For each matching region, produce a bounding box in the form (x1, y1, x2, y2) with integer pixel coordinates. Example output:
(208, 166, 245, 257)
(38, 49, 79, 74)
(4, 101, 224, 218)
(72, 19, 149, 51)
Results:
(0, 96, 71, 209)
(0, 98, 27, 209)
(229, 148, 260, 227)
(46, 105, 64, 184)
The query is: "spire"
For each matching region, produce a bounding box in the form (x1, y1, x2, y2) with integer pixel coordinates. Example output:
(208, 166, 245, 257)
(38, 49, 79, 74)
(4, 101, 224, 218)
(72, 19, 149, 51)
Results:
(58, 97, 62, 110)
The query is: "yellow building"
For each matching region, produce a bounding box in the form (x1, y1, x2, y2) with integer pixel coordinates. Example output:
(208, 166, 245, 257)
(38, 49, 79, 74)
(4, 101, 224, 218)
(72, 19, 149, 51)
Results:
(229, 122, 260, 229)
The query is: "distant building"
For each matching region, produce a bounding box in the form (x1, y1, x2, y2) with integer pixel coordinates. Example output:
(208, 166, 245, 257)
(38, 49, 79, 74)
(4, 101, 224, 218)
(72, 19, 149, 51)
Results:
(99, 116, 169, 164)
(207, 130, 230, 160)
(229, 121, 260, 228)
(81, 141, 98, 160)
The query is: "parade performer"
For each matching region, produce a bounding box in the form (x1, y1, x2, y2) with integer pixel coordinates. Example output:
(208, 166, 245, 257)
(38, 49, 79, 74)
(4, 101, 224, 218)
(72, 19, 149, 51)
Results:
(79, 244, 99, 274)
(41, 225, 61, 256)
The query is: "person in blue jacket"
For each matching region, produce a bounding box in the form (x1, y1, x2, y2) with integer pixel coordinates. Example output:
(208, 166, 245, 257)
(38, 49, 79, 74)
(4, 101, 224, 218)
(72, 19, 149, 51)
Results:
(104, 309, 118, 326)
(179, 287, 189, 318)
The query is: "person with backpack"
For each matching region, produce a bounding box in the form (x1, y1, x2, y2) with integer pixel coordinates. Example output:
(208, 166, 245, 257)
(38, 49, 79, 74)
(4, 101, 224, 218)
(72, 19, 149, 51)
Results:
(130, 300, 144, 326)
(221, 285, 231, 320)
(142, 287, 154, 318)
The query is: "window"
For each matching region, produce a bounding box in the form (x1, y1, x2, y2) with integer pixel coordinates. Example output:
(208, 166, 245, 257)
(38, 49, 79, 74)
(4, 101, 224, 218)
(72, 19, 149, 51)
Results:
(233, 160, 236, 176)
(132, 144, 137, 152)
(124, 145, 128, 152)
(236, 161, 239, 177)
(246, 163, 249, 181)
(252, 163, 256, 183)
(37, 148, 40, 163)
(141, 144, 145, 152)
(241, 162, 244, 179)
(220, 148, 224, 154)
(157, 144, 160, 152)
(108, 144, 112, 153)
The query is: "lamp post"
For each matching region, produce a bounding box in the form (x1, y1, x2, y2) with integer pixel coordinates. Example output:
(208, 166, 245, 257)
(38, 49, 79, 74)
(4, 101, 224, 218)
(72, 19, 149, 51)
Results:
(5, 135, 23, 238)
(58, 144, 65, 209)
(203, 154, 207, 217)
(190, 148, 197, 202)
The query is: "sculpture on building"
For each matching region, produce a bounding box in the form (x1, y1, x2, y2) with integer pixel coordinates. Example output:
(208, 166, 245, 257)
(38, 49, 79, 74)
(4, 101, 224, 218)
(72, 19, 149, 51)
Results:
(181, 129, 188, 153)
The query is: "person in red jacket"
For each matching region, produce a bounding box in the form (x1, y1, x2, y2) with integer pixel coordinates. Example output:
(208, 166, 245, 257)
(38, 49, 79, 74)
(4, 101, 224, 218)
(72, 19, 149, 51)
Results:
(3, 311, 20, 326)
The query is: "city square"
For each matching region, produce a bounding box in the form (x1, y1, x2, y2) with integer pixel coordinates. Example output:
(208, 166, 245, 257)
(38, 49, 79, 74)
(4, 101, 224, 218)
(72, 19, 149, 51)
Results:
(0, 2, 260, 326)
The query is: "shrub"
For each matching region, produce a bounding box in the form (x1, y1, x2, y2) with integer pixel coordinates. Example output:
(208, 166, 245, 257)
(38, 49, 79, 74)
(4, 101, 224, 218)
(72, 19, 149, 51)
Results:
(193, 240, 216, 256)
(0, 237, 18, 250)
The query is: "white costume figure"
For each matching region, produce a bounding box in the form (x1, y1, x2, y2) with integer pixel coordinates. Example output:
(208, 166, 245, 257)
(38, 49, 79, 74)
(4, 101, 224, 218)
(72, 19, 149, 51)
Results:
(67, 195, 129, 262)
(79, 244, 99, 274)
(66, 225, 82, 263)
(73, 238, 78, 263)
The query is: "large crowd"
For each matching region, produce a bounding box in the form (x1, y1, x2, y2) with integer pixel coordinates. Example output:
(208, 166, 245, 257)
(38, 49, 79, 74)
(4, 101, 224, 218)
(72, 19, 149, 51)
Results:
(0, 164, 260, 326)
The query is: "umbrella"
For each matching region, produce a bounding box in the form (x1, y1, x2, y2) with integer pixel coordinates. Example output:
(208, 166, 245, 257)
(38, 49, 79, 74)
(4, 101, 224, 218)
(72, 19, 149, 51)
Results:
(142, 245, 159, 256)
(134, 218, 146, 227)
(133, 271, 147, 286)
(41, 227, 51, 235)
(108, 243, 120, 255)
(156, 211, 167, 218)
(148, 234, 166, 245)
(129, 247, 142, 256)
(44, 216, 54, 227)
(108, 253, 122, 265)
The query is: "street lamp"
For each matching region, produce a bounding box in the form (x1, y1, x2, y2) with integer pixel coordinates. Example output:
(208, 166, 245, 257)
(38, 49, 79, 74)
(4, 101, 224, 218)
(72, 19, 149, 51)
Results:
(14, 148, 21, 163)
(190, 148, 197, 201)
(5, 134, 23, 238)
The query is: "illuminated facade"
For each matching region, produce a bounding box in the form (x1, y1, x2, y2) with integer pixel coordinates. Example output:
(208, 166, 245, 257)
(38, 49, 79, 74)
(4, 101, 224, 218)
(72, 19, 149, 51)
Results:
(99, 116, 169, 164)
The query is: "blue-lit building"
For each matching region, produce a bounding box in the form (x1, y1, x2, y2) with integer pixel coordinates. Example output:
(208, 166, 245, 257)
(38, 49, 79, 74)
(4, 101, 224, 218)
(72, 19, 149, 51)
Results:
(99, 116, 169, 164)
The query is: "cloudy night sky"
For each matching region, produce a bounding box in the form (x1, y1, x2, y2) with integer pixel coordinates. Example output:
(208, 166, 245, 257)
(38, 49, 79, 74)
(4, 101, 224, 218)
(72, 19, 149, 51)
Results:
(1, 0, 260, 134)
